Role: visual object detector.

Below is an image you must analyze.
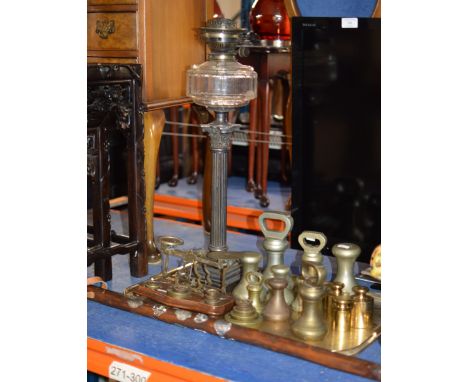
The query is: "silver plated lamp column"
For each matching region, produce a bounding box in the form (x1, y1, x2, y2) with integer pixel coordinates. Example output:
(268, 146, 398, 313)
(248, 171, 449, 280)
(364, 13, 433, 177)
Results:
(187, 18, 257, 252)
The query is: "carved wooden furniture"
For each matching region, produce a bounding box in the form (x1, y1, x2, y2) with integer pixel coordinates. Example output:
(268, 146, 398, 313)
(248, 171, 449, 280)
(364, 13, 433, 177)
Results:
(87, 64, 147, 280)
(87, 0, 214, 267)
(239, 48, 291, 208)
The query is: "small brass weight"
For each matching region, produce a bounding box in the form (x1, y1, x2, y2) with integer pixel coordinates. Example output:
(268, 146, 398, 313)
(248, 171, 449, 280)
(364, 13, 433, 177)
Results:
(262, 277, 290, 322)
(232, 252, 262, 300)
(350, 286, 374, 329)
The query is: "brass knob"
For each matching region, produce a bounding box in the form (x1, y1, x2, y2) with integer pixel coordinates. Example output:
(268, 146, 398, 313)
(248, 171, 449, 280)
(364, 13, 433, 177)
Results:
(353, 285, 370, 298)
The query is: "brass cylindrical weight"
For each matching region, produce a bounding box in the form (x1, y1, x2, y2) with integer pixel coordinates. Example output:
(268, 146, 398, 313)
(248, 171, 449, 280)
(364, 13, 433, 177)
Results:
(332, 295, 353, 332)
(350, 285, 374, 329)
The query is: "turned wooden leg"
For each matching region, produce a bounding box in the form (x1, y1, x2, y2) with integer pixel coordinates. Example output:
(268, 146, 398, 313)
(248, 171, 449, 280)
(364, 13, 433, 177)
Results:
(247, 98, 257, 192)
(144, 109, 165, 264)
(284, 72, 293, 210)
(259, 78, 271, 208)
(168, 106, 179, 187)
(254, 86, 264, 200)
(279, 74, 290, 184)
(187, 107, 199, 185)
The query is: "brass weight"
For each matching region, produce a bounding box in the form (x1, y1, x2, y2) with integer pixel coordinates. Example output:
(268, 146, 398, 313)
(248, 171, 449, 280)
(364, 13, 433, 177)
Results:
(262, 277, 290, 322)
(259, 211, 294, 297)
(350, 286, 374, 329)
(332, 243, 361, 294)
(291, 278, 327, 340)
(292, 260, 325, 313)
(270, 264, 294, 305)
(245, 271, 264, 314)
(332, 295, 353, 332)
(225, 299, 262, 327)
(232, 252, 262, 301)
(324, 281, 345, 322)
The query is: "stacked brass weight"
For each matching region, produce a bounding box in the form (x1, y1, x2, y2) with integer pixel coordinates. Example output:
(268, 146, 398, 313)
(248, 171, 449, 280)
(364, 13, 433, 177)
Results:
(323, 281, 345, 322)
(167, 282, 192, 299)
(291, 261, 323, 313)
(292, 231, 328, 312)
(259, 211, 294, 301)
(204, 287, 224, 306)
(262, 277, 290, 322)
(332, 243, 361, 294)
(268, 264, 294, 305)
(232, 252, 262, 300)
(245, 271, 264, 314)
(291, 277, 327, 340)
(350, 285, 374, 329)
(225, 298, 262, 327)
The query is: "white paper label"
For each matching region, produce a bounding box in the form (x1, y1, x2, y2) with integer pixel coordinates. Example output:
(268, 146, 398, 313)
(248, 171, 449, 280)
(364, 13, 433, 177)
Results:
(341, 18, 358, 28)
(108, 361, 151, 382)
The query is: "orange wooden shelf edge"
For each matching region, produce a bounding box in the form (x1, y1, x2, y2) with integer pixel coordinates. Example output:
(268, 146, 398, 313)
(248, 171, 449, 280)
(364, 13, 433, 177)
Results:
(153, 193, 282, 232)
(88, 338, 226, 382)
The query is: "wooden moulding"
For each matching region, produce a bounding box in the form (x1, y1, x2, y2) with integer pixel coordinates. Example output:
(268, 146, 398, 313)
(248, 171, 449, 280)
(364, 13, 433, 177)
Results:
(88, 285, 381, 381)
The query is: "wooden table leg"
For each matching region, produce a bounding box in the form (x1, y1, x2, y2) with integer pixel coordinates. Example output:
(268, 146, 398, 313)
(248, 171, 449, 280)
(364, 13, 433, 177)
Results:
(254, 83, 264, 201)
(144, 109, 165, 264)
(247, 98, 257, 192)
(127, 108, 148, 277)
(284, 72, 292, 210)
(187, 107, 199, 185)
(168, 107, 179, 187)
(93, 125, 112, 281)
(258, 78, 271, 208)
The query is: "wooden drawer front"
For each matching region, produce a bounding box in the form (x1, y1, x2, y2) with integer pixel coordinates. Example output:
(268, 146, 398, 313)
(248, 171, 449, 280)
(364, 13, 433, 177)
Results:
(88, 12, 137, 52)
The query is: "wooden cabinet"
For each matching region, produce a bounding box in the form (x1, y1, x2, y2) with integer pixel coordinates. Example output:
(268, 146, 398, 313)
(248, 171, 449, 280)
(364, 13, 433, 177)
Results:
(87, 0, 214, 272)
(87, 0, 213, 103)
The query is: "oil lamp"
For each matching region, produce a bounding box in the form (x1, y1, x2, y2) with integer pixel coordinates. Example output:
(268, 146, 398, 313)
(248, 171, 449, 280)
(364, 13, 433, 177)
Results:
(187, 17, 257, 252)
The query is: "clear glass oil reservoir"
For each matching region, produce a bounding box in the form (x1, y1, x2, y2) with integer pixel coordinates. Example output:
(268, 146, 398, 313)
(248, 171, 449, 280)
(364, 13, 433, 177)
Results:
(187, 59, 257, 111)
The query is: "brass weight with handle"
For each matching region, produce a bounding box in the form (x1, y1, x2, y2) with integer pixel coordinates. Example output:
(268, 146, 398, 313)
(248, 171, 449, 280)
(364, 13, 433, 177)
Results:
(259, 211, 294, 300)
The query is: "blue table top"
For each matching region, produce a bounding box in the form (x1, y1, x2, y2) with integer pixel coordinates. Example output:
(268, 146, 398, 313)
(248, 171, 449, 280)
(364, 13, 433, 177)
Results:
(88, 212, 380, 382)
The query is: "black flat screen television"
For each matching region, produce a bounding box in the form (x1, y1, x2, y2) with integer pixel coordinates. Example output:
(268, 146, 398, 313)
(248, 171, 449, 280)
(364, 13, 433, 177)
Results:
(291, 17, 380, 263)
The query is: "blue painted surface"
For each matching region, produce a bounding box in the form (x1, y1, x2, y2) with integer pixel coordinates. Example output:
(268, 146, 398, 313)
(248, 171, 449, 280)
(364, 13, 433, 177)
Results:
(296, 0, 377, 17)
(156, 176, 290, 212)
(88, 214, 380, 381)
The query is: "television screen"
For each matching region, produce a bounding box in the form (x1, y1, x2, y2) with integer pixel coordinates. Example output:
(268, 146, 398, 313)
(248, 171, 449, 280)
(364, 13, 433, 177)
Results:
(291, 17, 381, 262)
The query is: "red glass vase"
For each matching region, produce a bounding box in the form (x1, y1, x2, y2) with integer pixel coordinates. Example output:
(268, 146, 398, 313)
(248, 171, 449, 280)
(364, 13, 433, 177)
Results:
(249, 0, 291, 41)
